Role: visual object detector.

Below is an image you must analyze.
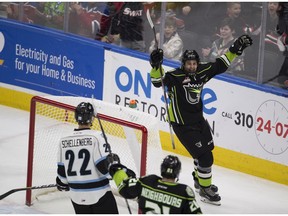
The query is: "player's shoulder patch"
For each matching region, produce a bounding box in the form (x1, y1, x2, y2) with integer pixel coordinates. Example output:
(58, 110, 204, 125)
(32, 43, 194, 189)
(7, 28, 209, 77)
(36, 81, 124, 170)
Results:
(185, 185, 195, 198)
(166, 68, 177, 74)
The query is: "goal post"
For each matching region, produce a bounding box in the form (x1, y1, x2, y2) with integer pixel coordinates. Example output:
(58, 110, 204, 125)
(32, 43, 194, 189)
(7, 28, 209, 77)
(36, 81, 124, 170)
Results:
(26, 96, 163, 206)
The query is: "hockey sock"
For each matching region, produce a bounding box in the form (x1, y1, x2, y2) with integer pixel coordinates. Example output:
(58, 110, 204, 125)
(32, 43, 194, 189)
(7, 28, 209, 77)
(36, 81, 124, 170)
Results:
(197, 166, 212, 188)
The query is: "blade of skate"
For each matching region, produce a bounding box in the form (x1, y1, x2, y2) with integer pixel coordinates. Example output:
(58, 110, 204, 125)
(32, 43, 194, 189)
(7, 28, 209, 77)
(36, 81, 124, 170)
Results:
(200, 197, 221, 206)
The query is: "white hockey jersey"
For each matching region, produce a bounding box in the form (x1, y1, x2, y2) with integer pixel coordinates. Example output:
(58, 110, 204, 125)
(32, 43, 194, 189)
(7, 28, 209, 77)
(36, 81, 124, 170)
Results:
(57, 128, 111, 205)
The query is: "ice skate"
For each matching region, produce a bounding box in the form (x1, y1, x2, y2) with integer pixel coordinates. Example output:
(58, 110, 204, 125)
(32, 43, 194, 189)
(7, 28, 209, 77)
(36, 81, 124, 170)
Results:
(192, 172, 218, 194)
(199, 186, 221, 206)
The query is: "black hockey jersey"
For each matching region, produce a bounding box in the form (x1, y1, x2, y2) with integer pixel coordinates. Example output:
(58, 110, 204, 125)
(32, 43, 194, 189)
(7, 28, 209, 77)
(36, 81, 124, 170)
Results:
(118, 174, 202, 214)
(150, 51, 238, 125)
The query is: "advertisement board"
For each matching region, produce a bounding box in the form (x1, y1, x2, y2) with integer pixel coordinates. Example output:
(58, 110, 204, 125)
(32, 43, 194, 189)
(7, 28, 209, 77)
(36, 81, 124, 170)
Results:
(1, 19, 287, 184)
(103, 50, 288, 166)
(0, 20, 104, 98)
(205, 80, 288, 165)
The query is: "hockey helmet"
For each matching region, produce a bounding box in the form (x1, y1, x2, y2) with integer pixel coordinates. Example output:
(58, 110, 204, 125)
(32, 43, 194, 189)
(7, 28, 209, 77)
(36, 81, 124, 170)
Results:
(75, 102, 94, 125)
(181, 49, 200, 66)
(161, 155, 181, 179)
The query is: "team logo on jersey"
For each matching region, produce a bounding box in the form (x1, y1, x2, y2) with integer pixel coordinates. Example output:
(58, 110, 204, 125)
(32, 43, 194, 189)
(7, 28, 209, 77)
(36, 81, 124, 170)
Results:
(182, 76, 191, 84)
(186, 186, 195, 197)
(183, 83, 203, 104)
(195, 141, 202, 148)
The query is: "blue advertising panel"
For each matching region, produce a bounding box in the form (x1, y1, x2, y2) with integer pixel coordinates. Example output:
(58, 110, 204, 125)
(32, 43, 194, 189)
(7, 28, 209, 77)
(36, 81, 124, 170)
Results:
(0, 19, 104, 99)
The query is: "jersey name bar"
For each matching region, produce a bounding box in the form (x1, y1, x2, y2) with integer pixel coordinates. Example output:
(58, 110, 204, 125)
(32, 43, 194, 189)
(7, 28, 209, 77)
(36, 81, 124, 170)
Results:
(62, 138, 93, 148)
(141, 187, 182, 208)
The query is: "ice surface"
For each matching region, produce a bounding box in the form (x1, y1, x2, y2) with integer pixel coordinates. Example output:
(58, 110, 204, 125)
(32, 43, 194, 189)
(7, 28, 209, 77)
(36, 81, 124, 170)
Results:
(0, 105, 288, 214)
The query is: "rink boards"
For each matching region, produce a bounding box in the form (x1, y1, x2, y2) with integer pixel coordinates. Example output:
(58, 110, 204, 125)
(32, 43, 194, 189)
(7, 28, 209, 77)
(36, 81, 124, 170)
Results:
(0, 19, 287, 186)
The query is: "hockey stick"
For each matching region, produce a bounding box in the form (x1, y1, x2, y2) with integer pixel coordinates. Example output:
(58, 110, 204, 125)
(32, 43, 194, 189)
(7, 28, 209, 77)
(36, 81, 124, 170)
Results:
(91, 95, 112, 154)
(91, 95, 132, 214)
(262, 74, 281, 84)
(0, 184, 56, 200)
(146, 9, 175, 149)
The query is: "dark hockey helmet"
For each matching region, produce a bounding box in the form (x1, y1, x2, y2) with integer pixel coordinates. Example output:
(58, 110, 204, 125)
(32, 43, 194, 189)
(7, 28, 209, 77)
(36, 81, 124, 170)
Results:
(75, 102, 94, 125)
(161, 155, 181, 179)
(181, 49, 200, 66)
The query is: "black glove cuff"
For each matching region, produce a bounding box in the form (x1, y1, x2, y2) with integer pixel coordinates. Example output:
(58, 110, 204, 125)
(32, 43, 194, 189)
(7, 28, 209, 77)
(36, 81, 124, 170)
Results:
(56, 177, 69, 191)
(150, 60, 160, 69)
(229, 45, 241, 55)
(109, 164, 127, 177)
(126, 168, 136, 178)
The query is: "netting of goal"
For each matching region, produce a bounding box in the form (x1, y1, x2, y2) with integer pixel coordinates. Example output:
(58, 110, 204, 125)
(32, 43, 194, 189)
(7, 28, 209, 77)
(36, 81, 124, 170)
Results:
(26, 95, 163, 206)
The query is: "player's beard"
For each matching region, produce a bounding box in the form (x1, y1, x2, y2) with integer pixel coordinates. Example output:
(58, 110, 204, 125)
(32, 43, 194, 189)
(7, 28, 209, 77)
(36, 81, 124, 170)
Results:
(184, 68, 196, 75)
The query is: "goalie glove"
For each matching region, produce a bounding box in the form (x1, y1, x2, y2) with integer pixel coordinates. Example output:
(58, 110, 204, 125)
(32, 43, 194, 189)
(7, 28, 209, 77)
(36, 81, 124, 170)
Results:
(150, 49, 163, 69)
(229, 34, 253, 55)
(56, 177, 69, 191)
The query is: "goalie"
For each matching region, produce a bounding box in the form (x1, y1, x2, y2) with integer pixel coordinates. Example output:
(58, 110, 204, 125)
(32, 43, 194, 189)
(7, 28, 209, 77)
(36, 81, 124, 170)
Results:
(107, 153, 202, 214)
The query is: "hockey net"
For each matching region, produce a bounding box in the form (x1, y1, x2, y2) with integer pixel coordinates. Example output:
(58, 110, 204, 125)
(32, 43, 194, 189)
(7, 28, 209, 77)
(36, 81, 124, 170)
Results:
(26, 95, 163, 206)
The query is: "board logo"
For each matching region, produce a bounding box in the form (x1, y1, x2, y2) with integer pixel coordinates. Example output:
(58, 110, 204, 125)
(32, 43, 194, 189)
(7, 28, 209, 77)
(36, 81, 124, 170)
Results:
(0, 32, 5, 65)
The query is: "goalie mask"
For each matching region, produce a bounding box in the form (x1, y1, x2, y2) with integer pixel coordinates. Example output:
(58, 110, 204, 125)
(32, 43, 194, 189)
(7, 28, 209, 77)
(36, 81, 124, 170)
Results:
(161, 155, 181, 179)
(75, 102, 94, 125)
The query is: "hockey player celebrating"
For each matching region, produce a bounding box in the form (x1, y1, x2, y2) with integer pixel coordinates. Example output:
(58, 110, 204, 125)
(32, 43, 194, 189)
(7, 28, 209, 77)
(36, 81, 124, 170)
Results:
(149, 35, 253, 205)
(56, 102, 119, 214)
(107, 153, 202, 214)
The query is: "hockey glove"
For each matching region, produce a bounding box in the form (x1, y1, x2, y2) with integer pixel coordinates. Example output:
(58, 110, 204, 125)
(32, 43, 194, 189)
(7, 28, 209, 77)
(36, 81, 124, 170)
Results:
(105, 153, 120, 170)
(56, 177, 69, 191)
(109, 163, 136, 178)
(105, 153, 136, 178)
(229, 34, 253, 55)
(150, 49, 163, 69)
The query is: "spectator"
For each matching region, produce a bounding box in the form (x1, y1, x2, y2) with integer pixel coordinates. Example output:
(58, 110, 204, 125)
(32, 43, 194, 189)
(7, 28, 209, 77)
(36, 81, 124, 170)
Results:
(108, 154, 203, 214)
(0, 3, 8, 18)
(217, 2, 248, 37)
(69, 2, 106, 38)
(202, 18, 245, 73)
(6, 2, 30, 23)
(43, 2, 65, 30)
(176, 2, 222, 51)
(149, 15, 183, 61)
(154, 7, 185, 32)
(262, 2, 284, 84)
(276, 2, 288, 88)
(25, 2, 46, 24)
(6, 2, 47, 25)
(96, 2, 146, 52)
(95, 2, 124, 45)
(264, 2, 282, 52)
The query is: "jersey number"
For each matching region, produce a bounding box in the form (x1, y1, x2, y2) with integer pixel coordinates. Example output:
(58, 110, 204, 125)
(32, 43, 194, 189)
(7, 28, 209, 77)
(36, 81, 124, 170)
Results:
(145, 201, 171, 214)
(65, 149, 92, 176)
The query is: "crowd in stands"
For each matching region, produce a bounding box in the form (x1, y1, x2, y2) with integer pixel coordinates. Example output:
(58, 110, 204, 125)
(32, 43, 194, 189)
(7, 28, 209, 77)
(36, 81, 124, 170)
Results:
(0, 2, 287, 89)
